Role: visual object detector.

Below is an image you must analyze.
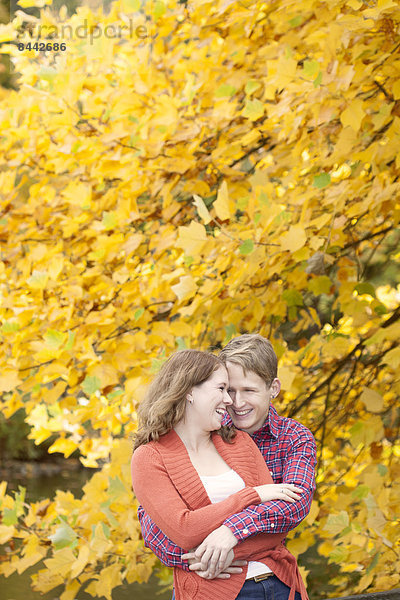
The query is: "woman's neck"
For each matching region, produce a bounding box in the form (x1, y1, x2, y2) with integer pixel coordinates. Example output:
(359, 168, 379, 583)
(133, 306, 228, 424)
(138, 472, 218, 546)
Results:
(173, 421, 213, 453)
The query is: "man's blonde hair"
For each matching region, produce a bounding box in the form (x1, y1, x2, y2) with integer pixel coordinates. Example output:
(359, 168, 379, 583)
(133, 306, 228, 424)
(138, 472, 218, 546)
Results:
(219, 334, 277, 388)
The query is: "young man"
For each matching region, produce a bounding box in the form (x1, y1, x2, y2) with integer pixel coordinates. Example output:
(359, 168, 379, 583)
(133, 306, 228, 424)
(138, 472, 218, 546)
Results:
(137, 334, 317, 599)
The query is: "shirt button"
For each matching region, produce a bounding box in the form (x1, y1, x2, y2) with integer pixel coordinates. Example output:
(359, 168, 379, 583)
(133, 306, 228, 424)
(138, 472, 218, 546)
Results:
(243, 528, 249, 535)
(271, 523, 275, 528)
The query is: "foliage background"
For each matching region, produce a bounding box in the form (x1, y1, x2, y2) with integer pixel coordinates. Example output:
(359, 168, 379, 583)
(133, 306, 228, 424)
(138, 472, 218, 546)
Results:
(0, 0, 400, 598)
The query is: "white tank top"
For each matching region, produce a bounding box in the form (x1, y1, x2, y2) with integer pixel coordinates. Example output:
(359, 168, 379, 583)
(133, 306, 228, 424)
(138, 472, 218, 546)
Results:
(199, 469, 273, 579)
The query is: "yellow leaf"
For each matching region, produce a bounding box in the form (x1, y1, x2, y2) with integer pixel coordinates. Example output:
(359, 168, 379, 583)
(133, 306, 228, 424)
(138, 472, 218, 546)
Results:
(0, 370, 22, 393)
(192, 194, 211, 224)
(214, 181, 231, 221)
(17, 0, 51, 6)
(171, 275, 198, 302)
(176, 221, 207, 255)
(27, 270, 48, 290)
(384, 347, 400, 370)
(70, 545, 90, 579)
(277, 365, 295, 391)
(48, 256, 64, 281)
(93, 563, 123, 600)
(305, 500, 320, 525)
(242, 99, 265, 121)
(48, 437, 78, 458)
(89, 523, 113, 558)
(340, 99, 365, 132)
(60, 580, 81, 600)
(0, 525, 15, 544)
(280, 225, 307, 253)
(124, 233, 144, 257)
(393, 80, 400, 100)
(61, 182, 92, 208)
(360, 387, 384, 413)
(44, 548, 75, 577)
(286, 536, 309, 557)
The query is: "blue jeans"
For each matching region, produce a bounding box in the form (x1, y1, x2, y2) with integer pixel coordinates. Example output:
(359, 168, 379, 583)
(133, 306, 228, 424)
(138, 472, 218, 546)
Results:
(171, 575, 302, 599)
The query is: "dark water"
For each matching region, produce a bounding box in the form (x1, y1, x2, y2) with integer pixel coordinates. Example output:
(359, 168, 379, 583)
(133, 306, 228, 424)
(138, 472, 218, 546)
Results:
(0, 465, 172, 600)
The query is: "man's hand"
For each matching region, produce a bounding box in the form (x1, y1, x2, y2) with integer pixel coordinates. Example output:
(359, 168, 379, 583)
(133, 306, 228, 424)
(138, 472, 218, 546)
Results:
(181, 525, 240, 579)
(182, 548, 247, 579)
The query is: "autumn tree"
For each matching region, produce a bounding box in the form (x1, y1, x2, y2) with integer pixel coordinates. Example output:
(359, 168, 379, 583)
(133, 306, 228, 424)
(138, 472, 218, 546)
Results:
(0, 0, 399, 598)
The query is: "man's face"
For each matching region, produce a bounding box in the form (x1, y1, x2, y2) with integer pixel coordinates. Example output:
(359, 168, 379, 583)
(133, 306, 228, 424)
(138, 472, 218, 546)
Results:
(225, 361, 279, 434)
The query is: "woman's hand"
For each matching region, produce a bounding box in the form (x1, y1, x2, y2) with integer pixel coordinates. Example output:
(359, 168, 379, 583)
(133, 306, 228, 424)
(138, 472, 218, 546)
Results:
(182, 548, 247, 580)
(181, 525, 239, 578)
(254, 483, 303, 503)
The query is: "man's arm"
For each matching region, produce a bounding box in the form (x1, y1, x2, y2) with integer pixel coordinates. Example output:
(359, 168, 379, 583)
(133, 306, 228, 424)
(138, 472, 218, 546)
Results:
(222, 432, 317, 542)
(137, 505, 190, 571)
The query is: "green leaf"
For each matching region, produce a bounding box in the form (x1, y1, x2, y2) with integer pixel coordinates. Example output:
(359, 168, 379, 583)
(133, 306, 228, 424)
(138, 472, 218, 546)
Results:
(289, 15, 303, 27)
(303, 60, 319, 78)
(153, 0, 166, 20)
(176, 336, 187, 350)
(100, 501, 119, 528)
(352, 485, 370, 500)
(151, 357, 168, 373)
(123, 0, 141, 10)
(102, 211, 118, 230)
(329, 546, 349, 563)
(313, 173, 331, 188)
(134, 308, 144, 320)
(49, 522, 77, 550)
(107, 388, 124, 400)
(214, 84, 237, 97)
(27, 270, 48, 290)
(224, 324, 236, 344)
(313, 71, 323, 87)
(324, 511, 349, 535)
(377, 464, 388, 476)
(44, 329, 67, 349)
(3, 507, 18, 526)
(355, 282, 376, 298)
(71, 141, 81, 153)
(239, 239, 254, 255)
(308, 276, 332, 295)
(65, 330, 76, 351)
(108, 476, 126, 501)
(82, 376, 101, 396)
(258, 191, 270, 205)
(367, 552, 380, 574)
(37, 66, 57, 84)
(1, 321, 20, 333)
(282, 289, 304, 306)
(245, 79, 261, 95)
(242, 99, 264, 121)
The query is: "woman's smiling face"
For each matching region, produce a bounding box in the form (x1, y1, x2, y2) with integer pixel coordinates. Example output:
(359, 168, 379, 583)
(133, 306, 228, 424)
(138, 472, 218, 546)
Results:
(225, 361, 279, 434)
(189, 365, 232, 431)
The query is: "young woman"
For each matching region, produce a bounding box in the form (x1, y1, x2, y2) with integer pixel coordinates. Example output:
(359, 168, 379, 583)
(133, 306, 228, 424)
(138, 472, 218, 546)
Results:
(131, 350, 308, 600)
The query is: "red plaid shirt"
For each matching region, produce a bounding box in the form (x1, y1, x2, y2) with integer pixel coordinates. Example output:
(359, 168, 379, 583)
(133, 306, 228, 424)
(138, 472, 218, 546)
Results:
(137, 403, 317, 569)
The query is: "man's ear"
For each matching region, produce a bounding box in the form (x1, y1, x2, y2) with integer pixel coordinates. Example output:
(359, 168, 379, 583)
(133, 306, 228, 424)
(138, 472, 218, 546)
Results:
(270, 378, 281, 399)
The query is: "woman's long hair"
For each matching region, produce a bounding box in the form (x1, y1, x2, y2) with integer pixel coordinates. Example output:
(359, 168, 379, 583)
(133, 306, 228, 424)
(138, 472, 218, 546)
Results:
(133, 349, 236, 450)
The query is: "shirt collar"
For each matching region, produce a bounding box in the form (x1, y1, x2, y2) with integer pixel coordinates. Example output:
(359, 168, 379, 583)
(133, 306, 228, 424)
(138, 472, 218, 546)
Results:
(252, 403, 280, 439)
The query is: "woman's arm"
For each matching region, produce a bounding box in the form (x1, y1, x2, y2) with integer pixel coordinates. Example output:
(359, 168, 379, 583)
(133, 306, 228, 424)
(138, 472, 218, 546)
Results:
(131, 444, 262, 551)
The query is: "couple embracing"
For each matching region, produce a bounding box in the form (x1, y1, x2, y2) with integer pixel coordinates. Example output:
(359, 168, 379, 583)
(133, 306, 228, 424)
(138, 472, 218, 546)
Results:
(131, 334, 317, 600)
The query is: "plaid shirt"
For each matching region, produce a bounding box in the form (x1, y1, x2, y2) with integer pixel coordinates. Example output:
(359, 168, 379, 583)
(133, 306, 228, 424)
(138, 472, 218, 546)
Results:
(137, 403, 317, 569)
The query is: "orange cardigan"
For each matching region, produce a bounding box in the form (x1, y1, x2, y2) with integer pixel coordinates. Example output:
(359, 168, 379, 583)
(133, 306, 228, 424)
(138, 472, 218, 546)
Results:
(131, 429, 308, 600)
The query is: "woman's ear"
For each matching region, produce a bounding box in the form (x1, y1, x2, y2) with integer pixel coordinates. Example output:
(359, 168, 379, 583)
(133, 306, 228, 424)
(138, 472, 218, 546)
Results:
(186, 393, 193, 404)
(270, 378, 281, 399)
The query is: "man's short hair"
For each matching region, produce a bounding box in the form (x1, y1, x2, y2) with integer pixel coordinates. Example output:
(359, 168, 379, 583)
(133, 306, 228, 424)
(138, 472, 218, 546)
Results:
(219, 334, 277, 388)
